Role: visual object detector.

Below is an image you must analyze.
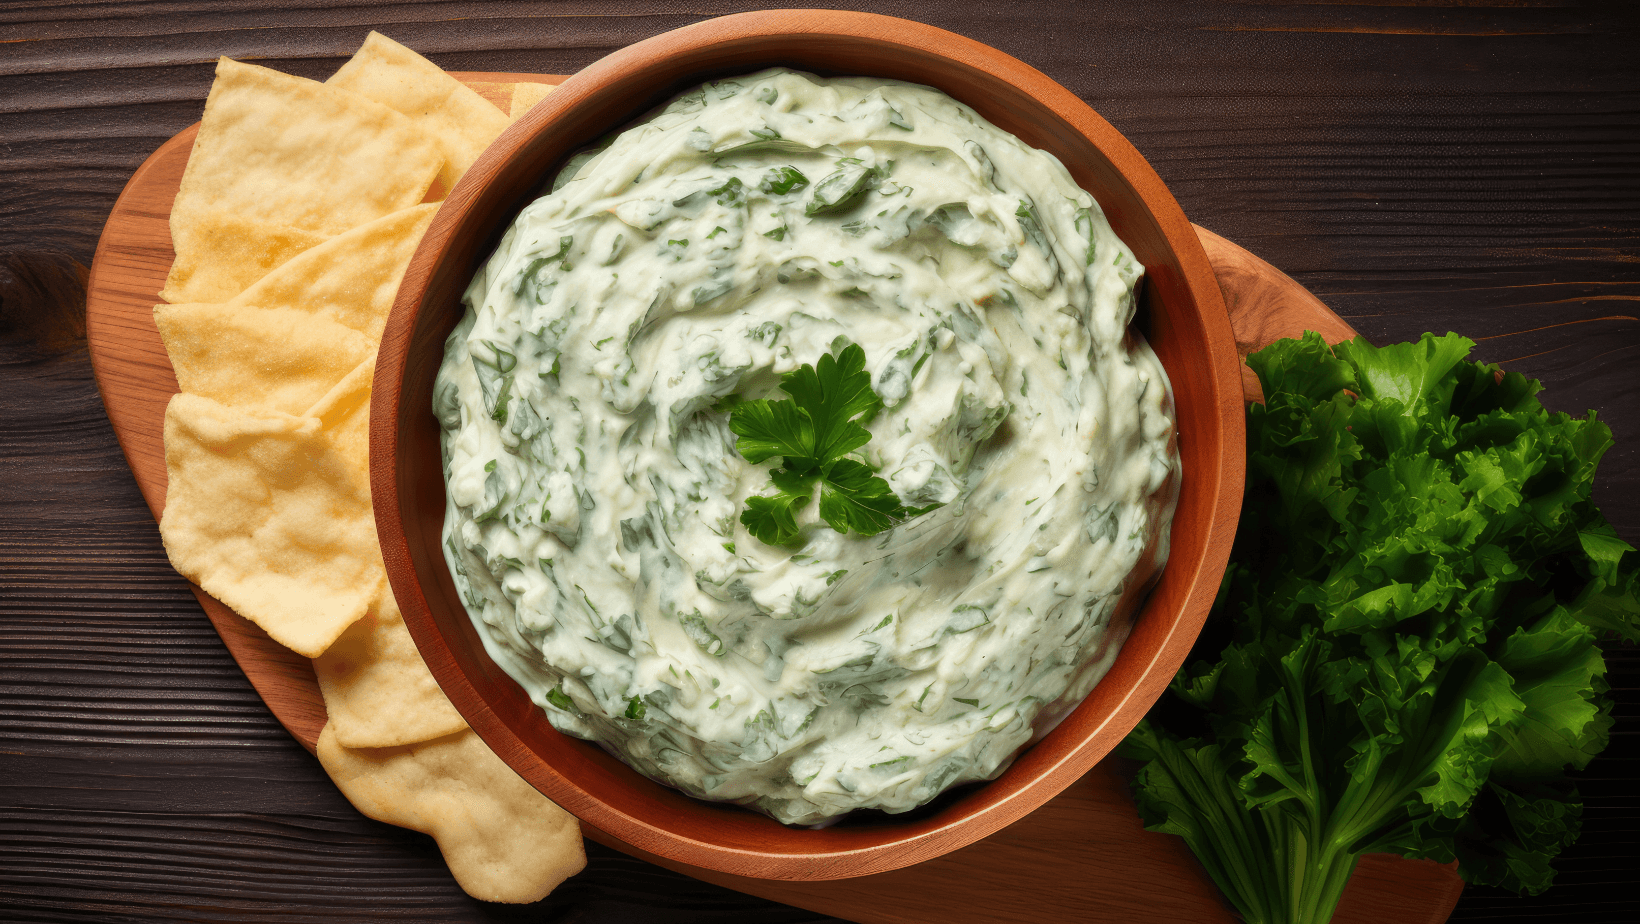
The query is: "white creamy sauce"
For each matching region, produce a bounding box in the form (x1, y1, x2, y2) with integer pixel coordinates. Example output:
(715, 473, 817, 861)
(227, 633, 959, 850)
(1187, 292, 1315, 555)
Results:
(435, 69, 1178, 825)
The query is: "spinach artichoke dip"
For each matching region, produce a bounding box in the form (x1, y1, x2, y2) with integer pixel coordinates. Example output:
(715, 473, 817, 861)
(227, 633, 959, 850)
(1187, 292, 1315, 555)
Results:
(435, 69, 1178, 826)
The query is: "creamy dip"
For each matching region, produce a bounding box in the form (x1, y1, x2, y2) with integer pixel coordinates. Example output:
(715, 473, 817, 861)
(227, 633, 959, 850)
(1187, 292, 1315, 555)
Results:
(435, 69, 1178, 825)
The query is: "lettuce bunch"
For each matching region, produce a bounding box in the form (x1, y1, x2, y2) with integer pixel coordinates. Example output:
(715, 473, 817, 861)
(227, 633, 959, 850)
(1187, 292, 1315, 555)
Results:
(1121, 332, 1639, 924)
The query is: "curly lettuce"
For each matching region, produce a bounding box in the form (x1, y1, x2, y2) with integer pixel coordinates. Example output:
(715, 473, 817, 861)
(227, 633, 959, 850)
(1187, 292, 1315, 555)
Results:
(1120, 332, 1639, 924)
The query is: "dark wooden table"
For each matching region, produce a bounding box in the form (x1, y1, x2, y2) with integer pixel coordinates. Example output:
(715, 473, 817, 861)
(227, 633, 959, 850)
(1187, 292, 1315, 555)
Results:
(3, 2, 1637, 922)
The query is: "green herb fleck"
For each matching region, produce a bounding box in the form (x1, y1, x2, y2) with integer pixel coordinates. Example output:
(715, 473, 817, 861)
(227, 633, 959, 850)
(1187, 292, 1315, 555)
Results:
(806, 160, 877, 216)
(870, 755, 913, 769)
(913, 685, 932, 712)
(514, 236, 573, 300)
(545, 685, 575, 712)
(707, 176, 746, 207)
(760, 165, 809, 196)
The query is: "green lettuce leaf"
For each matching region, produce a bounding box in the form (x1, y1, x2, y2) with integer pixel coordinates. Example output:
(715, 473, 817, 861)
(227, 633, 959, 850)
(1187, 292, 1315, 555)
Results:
(1124, 331, 1640, 922)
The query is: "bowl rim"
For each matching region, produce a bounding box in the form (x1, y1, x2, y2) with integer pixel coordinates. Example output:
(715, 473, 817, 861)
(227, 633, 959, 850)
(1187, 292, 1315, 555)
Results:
(372, 8, 1244, 880)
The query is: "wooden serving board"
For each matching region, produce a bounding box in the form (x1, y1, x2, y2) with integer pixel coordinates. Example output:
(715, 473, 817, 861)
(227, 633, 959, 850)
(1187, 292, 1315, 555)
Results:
(84, 72, 1458, 924)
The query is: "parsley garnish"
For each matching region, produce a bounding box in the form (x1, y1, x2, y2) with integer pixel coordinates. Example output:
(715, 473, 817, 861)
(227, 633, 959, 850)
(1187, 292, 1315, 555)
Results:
(729, 342, 937, 545)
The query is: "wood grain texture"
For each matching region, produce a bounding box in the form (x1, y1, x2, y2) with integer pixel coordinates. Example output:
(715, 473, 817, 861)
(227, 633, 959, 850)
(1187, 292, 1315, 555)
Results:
(82, 61, 1456, 921)
(4, 2, 1638, 922)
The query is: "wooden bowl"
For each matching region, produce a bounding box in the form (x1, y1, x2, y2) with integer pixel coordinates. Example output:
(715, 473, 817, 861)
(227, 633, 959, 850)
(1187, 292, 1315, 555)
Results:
(372, 9, 1243, 881)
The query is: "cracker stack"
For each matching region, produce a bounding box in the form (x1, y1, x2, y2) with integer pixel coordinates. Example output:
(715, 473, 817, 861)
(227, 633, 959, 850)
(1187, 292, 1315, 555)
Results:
(153, 34, 581, 904)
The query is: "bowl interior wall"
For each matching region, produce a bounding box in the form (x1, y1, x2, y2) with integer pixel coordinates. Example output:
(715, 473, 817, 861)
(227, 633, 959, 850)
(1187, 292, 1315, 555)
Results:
(381, 19, 1234, 878)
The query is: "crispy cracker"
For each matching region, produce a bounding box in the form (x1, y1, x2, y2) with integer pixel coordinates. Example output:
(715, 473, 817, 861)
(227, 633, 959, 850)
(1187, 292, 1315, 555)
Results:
(328, 32, 511, 191)
(154, 303, 372, 416)
(224, 203, 437, 344)
(161, 210, 328, 304)
(159, 394, 383, 657)
(461, 80, 516, 113)
(172, 57, 442, 239)
(509, 82, 557, 120)
(302, 354, 376, 496)
(318, 724, 585, 903)
(315, 585, 468, 749)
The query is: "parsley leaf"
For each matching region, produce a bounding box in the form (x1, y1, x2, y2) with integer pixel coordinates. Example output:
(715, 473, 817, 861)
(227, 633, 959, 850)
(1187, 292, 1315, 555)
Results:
(729, 342, 936, 545)
(727, 398, 816, 468)
(817, 458, 906, 536)
(741, 492, 810, 546)
(780, 346, 881, 463)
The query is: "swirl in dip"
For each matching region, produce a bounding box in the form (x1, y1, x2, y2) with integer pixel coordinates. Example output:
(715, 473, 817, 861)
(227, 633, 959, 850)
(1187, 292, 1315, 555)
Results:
(435, 69, 1178, 825)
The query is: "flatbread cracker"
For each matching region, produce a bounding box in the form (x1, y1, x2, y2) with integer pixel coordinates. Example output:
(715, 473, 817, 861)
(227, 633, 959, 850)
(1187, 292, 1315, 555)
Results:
(318, 725, 585, 903)
(156, 39, 588, 901)
(328, 32, 511, 191)
(303, 354, 376, 495)
(510, 81, 556, 119)
(159, 393, 383, 657)
(172, 57, 442, 239)
(161, 210, 327, 304)
(154, 303, 372, 416)
(226, 203, 437, 343)
(315, 587, 468, 749)
(463, 80, 515, 112)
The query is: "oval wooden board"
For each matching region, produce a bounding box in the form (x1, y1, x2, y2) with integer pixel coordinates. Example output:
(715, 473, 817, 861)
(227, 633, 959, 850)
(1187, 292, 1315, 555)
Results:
(84, 71, 1458, 924)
